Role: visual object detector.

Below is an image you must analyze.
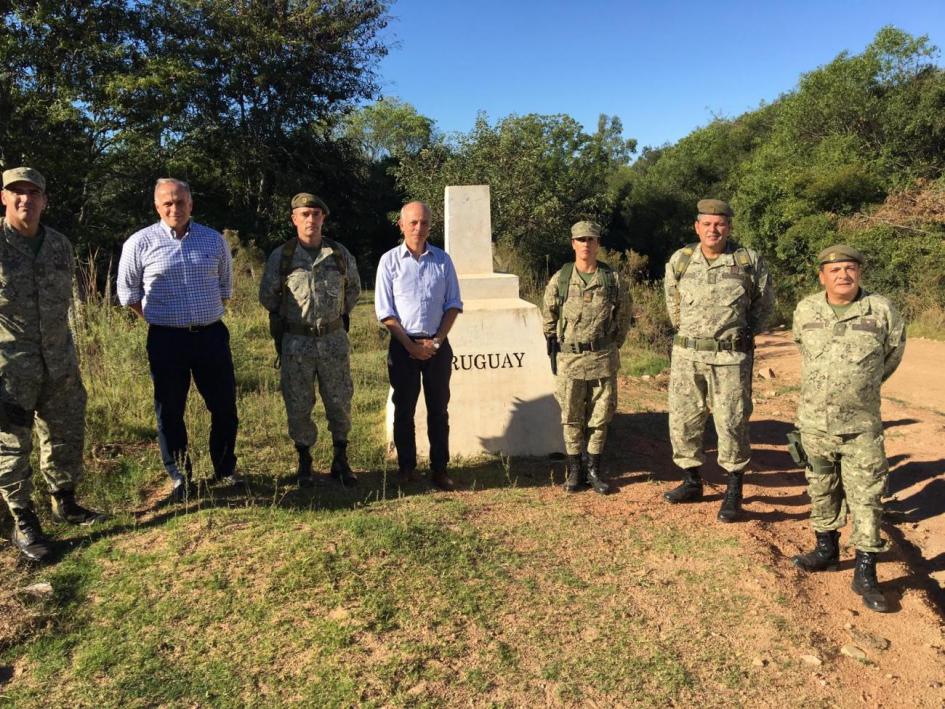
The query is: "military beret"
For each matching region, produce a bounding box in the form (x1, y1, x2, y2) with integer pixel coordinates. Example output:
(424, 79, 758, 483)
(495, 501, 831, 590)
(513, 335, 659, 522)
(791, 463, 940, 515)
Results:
(2, 166, 46, 192)
(570, 221, 601, 240)
(818, 244, 865, 266)
(696, 198, 733, 217)
(291, 193, 329, 215)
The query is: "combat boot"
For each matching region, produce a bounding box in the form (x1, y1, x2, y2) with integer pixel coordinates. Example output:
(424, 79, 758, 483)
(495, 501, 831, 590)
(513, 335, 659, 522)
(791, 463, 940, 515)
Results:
(12, 507, 52, 562)
(663, 468, 703, 503)
(586, 454, 610, 495)
(851, 550, 890, 613)
(296, 444, 314, 489)
(330, 440, 357, 487)
(717, 472, 744, 523)
(792, 530, 840, 572)
(564, 455, 584, 493)
(50, 490, 105, 525)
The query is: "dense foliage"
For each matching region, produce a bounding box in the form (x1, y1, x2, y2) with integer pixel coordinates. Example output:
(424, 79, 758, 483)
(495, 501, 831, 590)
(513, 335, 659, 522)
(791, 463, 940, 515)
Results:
(3, 10, 943, 316)
(1, 0, 394, 261)
(615, 27, 945, 318)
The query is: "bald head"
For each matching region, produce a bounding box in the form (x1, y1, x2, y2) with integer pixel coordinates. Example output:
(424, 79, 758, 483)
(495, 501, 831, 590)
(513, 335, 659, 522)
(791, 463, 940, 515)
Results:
(400, 200, 431, 222)
(399, 201, 432, 256)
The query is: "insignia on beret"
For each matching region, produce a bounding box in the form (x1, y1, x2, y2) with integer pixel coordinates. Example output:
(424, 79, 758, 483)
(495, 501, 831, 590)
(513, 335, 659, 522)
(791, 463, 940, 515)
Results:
(817, 244, 865, 266)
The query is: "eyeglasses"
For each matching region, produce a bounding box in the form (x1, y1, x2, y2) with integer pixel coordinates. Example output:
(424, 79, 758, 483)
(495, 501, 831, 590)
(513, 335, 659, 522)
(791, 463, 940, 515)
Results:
(572, 237, 598, 243)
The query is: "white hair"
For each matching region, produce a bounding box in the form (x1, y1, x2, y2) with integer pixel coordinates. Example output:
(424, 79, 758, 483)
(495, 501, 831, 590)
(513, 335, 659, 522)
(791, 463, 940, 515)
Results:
(154, 178, 192, 200)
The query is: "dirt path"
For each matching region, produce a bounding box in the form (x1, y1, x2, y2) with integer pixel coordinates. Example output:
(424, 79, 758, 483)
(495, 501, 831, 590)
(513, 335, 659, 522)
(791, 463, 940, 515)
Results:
(607, 330, 945, 707)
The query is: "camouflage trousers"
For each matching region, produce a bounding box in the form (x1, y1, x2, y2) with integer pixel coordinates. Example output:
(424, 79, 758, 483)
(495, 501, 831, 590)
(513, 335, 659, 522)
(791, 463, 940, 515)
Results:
(669, 357, 752, 473)
(280, 331, 353, 448)
(0, 362, 87, 511)
(554, 375, 616, 455)
(800, 428, 887, 553)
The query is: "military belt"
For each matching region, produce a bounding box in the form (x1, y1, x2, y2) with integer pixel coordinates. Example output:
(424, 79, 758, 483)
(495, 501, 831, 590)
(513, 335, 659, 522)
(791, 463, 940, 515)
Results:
(561, 336, 612, 354)
(284, 318, 343, 338)
(673, 335, 751, 353)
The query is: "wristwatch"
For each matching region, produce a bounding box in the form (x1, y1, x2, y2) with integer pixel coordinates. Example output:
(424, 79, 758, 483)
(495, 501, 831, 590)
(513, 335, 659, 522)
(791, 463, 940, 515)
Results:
(432, 337, 441, 350)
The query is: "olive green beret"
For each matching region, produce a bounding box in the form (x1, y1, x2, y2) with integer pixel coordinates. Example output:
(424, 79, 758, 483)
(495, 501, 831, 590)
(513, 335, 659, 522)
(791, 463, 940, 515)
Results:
(2, 166, 46, 192)
(570, 221, 601, 240)
(696, 198, 733, 217)
(291, 192, 329, 215)
(818, 244, 865, 266)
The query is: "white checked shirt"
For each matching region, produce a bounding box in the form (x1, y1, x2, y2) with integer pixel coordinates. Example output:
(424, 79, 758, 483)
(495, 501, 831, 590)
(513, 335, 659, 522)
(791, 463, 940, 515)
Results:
(117, 220, 232, 327)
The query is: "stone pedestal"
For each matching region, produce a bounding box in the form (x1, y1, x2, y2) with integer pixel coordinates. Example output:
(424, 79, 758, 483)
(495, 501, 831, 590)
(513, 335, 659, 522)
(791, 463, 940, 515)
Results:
(385, 185, 564, 461)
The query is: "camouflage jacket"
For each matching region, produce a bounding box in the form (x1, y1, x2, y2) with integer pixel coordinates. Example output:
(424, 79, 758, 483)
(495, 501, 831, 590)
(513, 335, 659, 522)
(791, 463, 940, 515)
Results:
(664, 241, 773, 364)
(0, 218, 80, 380)
(542, 264, 632, 380)
(259, 238, 361, 353)
(793, 289, 906, 435)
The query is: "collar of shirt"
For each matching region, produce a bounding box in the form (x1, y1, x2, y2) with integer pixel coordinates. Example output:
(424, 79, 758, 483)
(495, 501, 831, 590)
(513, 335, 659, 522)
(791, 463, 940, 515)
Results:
(160, 220, 191, 240)
(397, 241, 430, 260)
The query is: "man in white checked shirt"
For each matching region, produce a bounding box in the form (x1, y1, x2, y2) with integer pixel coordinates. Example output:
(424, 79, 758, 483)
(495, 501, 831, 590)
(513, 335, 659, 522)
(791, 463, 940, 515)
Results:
(117, 178, 240, 502)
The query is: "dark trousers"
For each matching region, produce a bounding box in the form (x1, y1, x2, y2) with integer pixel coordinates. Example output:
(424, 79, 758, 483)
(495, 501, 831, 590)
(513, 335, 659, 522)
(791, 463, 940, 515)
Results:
(387, 338, 452, 473)
(146, 321, 238, 482)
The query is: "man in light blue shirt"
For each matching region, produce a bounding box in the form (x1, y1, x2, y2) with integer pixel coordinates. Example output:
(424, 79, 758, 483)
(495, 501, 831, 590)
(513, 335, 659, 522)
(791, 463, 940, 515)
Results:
(117, 178, 239, 502)
(375, 201, 462, 490)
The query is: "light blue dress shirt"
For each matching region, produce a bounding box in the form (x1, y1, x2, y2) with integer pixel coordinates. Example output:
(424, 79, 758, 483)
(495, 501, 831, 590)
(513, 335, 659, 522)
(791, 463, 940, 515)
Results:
(117, 220, 232, 327)
(374, 242, 463, 336)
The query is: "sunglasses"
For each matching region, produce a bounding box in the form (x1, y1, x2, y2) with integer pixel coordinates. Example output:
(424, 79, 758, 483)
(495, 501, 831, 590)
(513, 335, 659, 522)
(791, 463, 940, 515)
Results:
(572, 237, 598, 243)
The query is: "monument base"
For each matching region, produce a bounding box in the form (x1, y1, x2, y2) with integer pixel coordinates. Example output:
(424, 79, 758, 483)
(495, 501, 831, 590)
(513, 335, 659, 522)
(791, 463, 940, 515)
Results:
(384, 297, 564, 461)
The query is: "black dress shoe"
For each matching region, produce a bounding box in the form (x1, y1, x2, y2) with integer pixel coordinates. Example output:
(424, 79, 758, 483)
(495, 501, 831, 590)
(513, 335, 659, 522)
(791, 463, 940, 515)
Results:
(430, 470, 455, 492)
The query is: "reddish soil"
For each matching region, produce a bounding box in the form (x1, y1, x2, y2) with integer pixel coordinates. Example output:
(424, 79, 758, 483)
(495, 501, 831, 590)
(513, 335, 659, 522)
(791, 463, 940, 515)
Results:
(610, 329, 945, 707)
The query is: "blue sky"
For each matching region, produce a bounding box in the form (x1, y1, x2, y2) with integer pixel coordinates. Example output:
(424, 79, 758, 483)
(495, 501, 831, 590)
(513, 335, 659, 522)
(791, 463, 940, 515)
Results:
(376, 0, 945, 152)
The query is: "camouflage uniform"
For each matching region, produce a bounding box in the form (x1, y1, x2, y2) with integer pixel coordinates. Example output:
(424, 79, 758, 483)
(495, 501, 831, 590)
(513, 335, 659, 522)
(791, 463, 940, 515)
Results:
(0, 218, 87, 512)
(793, 290, 905, 552)
(259, 239, 361, 447)
(542, 266, 632, 455)
(664, 242, 773, 472)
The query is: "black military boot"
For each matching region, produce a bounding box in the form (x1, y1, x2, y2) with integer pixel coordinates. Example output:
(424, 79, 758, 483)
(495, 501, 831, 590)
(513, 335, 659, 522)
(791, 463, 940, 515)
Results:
(851, 550, 890, 613)
(792, 530, 840, 572)
(663, 468, 703, 503)
(586, 454, 610, 495)
(564, 455, 584, 493)
(12, 507, 52, 562)
(717, 472, 744, 523)
(51, 490, 105, 525)
(330, 440, 357, 487)
(296, 444, 314, 489)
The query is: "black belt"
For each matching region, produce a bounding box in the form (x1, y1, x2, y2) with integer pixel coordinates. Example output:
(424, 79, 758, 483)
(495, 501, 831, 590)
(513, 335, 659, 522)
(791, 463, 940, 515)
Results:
(284, 318, 343, 338)
(561, 336, 612, 354)
(673, 334, 751, 353)
(151, 320, 220, 333)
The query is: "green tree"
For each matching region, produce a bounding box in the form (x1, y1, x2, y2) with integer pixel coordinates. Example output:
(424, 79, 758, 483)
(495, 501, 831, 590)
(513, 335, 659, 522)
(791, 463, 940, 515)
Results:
(343, 96, 436, 161)
(394, 112, 635, 278)
(1, 0, 392, 256)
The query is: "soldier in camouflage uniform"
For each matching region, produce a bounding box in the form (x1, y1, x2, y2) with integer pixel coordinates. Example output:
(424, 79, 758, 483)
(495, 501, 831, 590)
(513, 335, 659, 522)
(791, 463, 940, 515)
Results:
(543, 221, 632, 494)
(0, 167, 103, 562)
(791, 245, 905, 613)
(663, 199, 773, 521)
(259, 193, 361, 488)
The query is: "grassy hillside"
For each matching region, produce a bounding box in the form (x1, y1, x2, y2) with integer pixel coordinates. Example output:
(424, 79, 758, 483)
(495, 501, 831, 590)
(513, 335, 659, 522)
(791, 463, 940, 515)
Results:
(0, 270, 828, 707)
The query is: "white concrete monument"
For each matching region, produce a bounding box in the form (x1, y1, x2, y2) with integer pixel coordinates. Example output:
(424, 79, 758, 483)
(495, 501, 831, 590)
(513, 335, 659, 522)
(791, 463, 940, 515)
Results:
(385, 185, 564, 459)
